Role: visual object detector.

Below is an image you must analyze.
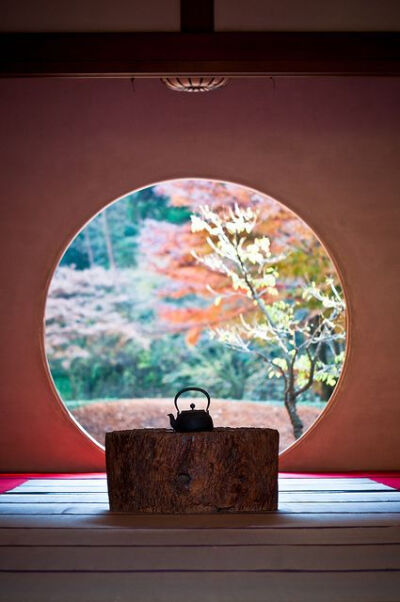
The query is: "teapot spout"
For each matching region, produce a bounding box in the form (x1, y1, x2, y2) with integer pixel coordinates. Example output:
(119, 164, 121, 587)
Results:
(168, 413, 177, 430)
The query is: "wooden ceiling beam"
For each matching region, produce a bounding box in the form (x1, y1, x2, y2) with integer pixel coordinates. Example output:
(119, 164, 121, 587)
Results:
(0, 32, 399, 77)
(180, 0, 214, 33)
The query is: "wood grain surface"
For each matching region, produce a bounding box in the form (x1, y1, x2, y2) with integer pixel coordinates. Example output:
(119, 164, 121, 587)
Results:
(105, 428, 279, 513)
(1, 475, 399, 601)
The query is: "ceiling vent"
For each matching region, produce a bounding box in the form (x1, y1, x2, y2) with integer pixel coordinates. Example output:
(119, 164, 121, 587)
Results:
(162, 76, 229, 93)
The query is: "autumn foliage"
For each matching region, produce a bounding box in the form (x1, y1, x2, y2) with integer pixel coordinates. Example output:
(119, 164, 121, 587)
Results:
(46, 179, 345, 440)
(140, 180, 340, 346)
(139, 180, 346, 438)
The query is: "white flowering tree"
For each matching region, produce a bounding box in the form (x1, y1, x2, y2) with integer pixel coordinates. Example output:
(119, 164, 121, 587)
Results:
(191, 205, 346, 439)
(45, 266, 153, 398)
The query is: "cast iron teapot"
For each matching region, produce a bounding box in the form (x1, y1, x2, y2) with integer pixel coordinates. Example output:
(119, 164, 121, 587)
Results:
(168, 387, 214, 432)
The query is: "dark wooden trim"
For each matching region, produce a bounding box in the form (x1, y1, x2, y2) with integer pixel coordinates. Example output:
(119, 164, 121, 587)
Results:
(181, 0, 214, 33)
(0, 32, 399, 77)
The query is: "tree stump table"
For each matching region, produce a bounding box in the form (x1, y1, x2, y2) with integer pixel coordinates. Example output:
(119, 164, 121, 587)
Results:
(106, 428, 279, 513)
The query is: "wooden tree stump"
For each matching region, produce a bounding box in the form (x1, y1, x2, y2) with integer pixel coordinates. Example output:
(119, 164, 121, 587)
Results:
(106, 428, 279, 513)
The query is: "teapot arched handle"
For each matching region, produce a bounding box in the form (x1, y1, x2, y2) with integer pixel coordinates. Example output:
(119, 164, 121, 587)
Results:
(174, 387, 211, 414)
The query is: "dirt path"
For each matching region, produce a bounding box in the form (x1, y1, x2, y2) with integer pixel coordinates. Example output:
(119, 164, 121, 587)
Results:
(71, 398, 322, 452)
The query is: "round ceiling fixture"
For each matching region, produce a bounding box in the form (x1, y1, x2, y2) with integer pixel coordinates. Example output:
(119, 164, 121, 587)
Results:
(161, 76, 229, 93)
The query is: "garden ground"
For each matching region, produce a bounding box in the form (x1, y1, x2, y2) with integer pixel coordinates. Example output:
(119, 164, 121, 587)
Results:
(71, 399, 322, 452)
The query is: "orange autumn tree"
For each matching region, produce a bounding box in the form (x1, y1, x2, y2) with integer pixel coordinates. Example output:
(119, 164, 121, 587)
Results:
(140, 180, 345, 437)
(141, 180, 340, 340)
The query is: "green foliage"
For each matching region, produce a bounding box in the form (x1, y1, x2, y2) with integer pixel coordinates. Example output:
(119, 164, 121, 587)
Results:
(61, 187, 190, 270)
(50, 329, 292, 403)
(47, 181, 345, 424)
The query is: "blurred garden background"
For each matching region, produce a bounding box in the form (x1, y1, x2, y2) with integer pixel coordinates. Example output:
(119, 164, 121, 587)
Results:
(45, 179, 346, 451)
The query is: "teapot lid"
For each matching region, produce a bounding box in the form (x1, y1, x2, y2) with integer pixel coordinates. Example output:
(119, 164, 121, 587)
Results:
(180, 403, 207, 414)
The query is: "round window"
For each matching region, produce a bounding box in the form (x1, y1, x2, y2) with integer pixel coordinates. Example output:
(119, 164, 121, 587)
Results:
(45, 179, 346, 452)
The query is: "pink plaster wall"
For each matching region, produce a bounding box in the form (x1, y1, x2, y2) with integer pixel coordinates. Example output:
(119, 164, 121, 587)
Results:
(216, 0, 400, 31)
(0, 0, 180, 32)
(1, 0, 399, 32)
(0, 77, 399, 471)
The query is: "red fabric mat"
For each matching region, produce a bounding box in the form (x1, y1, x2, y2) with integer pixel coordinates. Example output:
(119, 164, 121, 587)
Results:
(1, 472, 399, 493)
(280, 472, 400, 489)
(0, 473, 106, 493)
(370, 476, 400, 489)
(0, 478, 27, 493)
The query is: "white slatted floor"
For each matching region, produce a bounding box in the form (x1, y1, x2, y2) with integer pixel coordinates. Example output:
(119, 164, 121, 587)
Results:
(0, 476, 399, 601)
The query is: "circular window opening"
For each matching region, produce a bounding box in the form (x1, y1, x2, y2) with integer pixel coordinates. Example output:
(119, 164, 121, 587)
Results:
(45, 179, 346, 452)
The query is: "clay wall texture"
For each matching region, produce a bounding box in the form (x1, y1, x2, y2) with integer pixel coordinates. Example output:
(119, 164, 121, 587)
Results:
(0, 77, 399, 471)
(1, 0, 400, 31)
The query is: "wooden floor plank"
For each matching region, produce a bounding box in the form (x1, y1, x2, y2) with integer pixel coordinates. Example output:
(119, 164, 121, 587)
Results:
(1, 475, 399, 601)
(0, 571, 399, 602)
(1, 543, 399, 571)
(8, 478, 388, 488)
(12, 480, 394, 493)
(1, 513, 399, 529)
(1, 526, 399, 546)
(1, 501, 399, 515)
(3, 491, 400, 504)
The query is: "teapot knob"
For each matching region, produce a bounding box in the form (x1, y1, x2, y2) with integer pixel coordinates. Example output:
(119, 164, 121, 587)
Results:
(190, 403, 195, 410)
